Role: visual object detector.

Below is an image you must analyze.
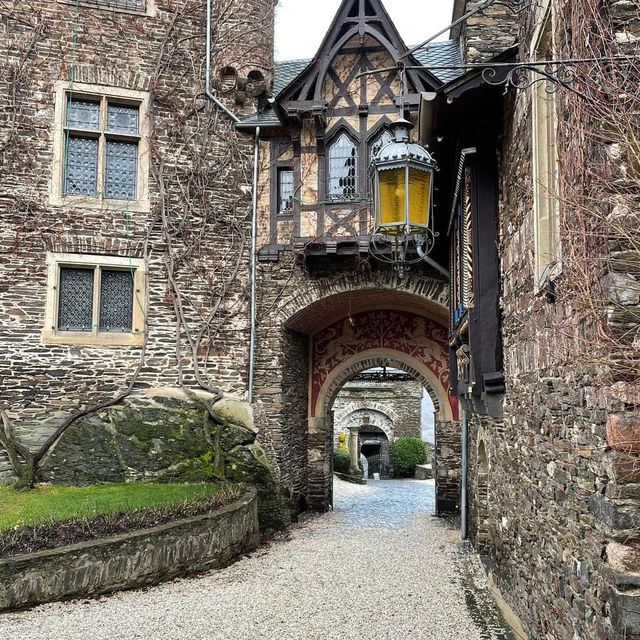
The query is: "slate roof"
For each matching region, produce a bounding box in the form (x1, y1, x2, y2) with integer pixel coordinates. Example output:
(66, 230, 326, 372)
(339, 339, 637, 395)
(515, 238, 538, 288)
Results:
(411, 40, 464, 84)
(239, 40, 464, 128)
(273, 57, 310, 96)
(272, 39, 463, 96)
(235, 110, 281, 129)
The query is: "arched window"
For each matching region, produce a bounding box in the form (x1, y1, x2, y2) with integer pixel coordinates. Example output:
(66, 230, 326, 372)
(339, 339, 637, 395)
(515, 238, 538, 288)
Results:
(328, 133, 357, 199)
(369, 128, 393, 162)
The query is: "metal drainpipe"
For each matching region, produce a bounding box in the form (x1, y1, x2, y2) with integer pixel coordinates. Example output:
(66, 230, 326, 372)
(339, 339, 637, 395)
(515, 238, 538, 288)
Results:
(248, 126, 260, 403)
(417, 245, 450, 278)
(461, 408, 468, 540)
(206, 0, 240, 123)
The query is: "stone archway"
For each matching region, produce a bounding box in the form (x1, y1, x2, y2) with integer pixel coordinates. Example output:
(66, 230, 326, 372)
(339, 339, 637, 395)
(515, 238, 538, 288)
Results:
(277, 272, 449, 332)
(253, 277, 460, 513)
(316, 350, 454, 421)
(307, 344, 458, 511)
(334, 408, 394, 442)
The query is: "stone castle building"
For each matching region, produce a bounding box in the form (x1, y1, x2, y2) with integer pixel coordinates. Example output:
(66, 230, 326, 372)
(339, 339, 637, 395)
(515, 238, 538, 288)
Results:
(1, 0, 638, 639)
(332, 369, 425, 477)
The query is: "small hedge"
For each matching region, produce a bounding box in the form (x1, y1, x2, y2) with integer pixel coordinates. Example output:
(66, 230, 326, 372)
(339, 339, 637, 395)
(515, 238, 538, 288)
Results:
(333, 449, 351, 475)
(392, 437, 429, 478)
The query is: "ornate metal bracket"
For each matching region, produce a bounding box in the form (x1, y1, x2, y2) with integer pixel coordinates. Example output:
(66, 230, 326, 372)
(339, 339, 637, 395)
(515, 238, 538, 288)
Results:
(408, 55, 639, 101)
(481, 61, 582, 97)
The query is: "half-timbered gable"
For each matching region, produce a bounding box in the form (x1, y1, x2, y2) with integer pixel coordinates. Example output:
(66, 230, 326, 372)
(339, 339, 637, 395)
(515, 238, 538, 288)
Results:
(247, 0, 454, 261)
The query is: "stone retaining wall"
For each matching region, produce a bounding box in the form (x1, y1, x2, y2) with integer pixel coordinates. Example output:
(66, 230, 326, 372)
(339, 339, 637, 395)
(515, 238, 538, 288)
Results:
(0, 488, 259, 612)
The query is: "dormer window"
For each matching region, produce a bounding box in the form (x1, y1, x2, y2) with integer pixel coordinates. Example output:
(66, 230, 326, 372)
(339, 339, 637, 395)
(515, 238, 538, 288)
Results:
(328, 133, 358, 200)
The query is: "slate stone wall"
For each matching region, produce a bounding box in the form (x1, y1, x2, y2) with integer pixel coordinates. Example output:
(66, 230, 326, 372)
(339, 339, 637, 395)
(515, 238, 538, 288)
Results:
(457, 0, 519, 63)
(459, 2, 640, 639)
(0, 0, 274, 479)
(434, 419, 461, 515)
(332, 378, 423, 443)
(0, 487, 260, 612)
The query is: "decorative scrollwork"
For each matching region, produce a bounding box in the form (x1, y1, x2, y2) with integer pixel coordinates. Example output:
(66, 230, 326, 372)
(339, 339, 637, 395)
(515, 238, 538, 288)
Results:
(368, 229, 439, 279)
(481, 62, 587, 99)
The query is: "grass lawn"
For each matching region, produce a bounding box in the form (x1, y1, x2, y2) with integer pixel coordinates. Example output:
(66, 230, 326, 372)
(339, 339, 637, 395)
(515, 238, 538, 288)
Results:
(0, 483, 220, 531)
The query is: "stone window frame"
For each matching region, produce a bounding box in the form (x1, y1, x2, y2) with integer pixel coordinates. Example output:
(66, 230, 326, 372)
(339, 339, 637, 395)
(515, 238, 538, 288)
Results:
(42, 252, 146, 347)
(57, 0, 157, 18)
(49, 81, 151, 213)
(531, 0, 562, 289)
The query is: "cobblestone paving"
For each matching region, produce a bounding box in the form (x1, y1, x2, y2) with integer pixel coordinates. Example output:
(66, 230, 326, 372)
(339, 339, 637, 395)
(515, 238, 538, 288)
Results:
(0, 479, 514, 640)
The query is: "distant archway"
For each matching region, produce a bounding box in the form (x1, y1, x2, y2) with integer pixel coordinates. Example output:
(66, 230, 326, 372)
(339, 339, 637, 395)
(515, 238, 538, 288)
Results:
(335, 407, 394, 441)
(318, 351, 453, 421)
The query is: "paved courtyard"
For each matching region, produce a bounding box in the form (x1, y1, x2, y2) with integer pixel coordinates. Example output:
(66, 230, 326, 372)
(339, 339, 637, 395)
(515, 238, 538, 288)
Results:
(0, 479, 514, 640)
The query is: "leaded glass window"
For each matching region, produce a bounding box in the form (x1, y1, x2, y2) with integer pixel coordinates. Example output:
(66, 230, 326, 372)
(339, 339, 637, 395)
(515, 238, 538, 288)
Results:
(58, 267, 94, 331)
(105, 141, 137, 200)
(64, 137, 99, 196)
(99, 269, 133, 331)
(66, 99, 100, 130)
(370, 129, 393, 162)
(109, 0, 144, 7)
(278, 169, 294, 215)
(88, 0, 145, 9)
(107, 104, 139, 134)
(328, 133, 358, 199)
(63, 95, 141, 201)
(56, 264, 135, 333)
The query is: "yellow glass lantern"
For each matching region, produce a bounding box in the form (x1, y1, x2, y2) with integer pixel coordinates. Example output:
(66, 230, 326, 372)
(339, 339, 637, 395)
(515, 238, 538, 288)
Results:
(370, 119, 436, 236)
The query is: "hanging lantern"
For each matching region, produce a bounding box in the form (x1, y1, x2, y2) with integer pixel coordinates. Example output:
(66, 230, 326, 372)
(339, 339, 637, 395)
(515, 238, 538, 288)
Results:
(369, 118, 438, 276)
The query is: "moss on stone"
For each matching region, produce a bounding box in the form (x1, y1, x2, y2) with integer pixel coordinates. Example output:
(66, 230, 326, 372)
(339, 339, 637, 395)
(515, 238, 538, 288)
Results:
(39, 393, 294, 533)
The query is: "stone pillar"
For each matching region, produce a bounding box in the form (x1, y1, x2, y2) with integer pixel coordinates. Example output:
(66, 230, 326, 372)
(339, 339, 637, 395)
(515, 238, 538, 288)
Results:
(348, 426, 361, 475)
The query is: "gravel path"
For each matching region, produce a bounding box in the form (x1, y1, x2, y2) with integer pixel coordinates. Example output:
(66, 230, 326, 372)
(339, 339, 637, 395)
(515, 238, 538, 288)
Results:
(0, 479, 513, 640)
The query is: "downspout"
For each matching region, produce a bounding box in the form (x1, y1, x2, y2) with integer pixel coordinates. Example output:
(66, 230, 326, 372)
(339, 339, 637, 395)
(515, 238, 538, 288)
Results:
(417, 245, 450, 278)
(461, 408, 468, 540)
(206, 0, 240, 123)
(248, 126, 260, 403)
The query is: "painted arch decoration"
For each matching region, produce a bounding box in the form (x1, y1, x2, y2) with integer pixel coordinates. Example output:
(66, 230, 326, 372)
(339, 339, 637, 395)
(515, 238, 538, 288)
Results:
(311, 309, 458, 419)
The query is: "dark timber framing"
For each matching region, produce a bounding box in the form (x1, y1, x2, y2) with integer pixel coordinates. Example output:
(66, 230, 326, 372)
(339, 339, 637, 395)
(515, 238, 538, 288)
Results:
(258, 0, 443, 261)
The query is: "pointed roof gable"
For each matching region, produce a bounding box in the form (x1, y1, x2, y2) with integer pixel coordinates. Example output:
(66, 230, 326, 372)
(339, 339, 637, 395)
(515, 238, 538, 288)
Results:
(278, 0, 442, 103)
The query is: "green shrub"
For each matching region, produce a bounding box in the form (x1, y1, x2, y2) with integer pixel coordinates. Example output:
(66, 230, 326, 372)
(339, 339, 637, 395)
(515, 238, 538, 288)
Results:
(392, 437, 428, 478)
(333, 449, 351, 475)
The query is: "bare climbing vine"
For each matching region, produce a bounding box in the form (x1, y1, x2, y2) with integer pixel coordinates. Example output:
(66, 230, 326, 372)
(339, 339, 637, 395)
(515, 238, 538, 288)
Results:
(0, 0, 274, 486)
(507, 0, 639, 469)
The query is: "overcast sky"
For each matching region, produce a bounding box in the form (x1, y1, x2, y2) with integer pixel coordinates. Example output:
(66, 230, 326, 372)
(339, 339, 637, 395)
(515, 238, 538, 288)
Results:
(275, 0, 455, 61)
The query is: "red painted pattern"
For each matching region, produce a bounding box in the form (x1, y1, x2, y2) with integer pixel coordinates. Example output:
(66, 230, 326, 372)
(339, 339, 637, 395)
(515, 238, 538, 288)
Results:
(311, 309, 458, 419)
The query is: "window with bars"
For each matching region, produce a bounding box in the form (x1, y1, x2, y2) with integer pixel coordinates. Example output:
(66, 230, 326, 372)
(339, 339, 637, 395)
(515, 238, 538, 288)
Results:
(63, 95, 140, 201)
(277, 168, 294, 216)
(328, 133, 358, 200)
(43, 253, 145, 346)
